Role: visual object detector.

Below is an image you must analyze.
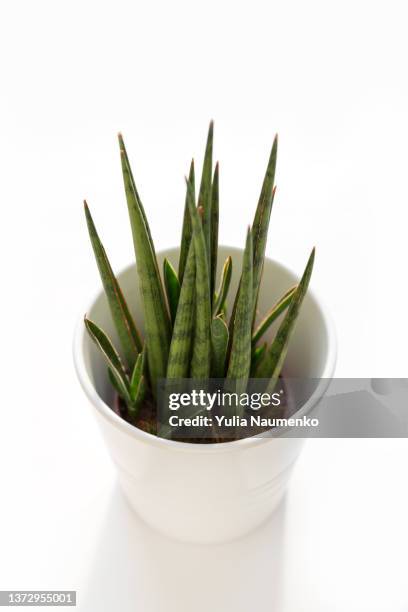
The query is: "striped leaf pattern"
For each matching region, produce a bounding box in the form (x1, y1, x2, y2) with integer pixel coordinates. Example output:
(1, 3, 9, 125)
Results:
(178, 160, 195, 284)
(185, 176, 211, 378)
(226, 229, 253, 385)
(198, 122, 213, 265)
(118, 134, 171, 394)
(210, 162, 219, 302)
(252, 135, 278, 317)
(166, 244, 196, 379)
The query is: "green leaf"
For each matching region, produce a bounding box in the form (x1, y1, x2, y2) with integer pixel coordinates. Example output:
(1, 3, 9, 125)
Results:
(84, 317, 131, 403)
(211, 316, 229, 378)
(255, 248, 315, 390)
(178, 159, 195, 284)
(84, 201, 142, 369)
(131, 375, 147, 416)
(252, 285, 297, 345)
(129, 349, 147, 418)
(130, 349, 146, 401)
(108, 367, 129, 402)
(163, 258, 181, 325)
(186, 175, 211, 378)
(250, 342, 267, 375)
(166, 243, 196, 378)
(252, 135, 278, 318)
(227, 276, 241, 359)
(213, 256, 232, 317)
(198, 121, 214, 264)
(226, 229, 253, 389)
(210, 161, 219, 302)
(118, 134, 171, 394)
(118, 134, 155, 254)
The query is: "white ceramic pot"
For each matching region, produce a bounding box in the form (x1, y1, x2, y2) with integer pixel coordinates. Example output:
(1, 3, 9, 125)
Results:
(73, 246, 336, 543)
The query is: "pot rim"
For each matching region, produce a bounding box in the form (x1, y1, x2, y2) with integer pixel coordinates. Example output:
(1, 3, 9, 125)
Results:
(73, 246, 337, 454)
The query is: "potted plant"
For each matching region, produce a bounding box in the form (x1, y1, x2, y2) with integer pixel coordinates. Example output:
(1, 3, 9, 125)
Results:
(74, 123, 336, 542)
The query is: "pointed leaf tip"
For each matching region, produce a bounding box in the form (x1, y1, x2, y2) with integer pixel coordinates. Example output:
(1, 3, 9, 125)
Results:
(163, 257, 181, 324)
(178, 163, 195, 284)
(118, 139, 171, 387)
(185, 171, 211, 378)
(83, 204, 143, 365)
(118, 132, 125, 152)
(251, 137, 278, 318)
(255, 246, 316, 387)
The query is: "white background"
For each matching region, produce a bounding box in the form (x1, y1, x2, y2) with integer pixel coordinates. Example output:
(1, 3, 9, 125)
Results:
(0, 0, 407, 610)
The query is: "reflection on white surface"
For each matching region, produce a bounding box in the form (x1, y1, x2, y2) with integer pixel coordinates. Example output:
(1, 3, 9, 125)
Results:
(81, 484, 287, 612)
(74, 439, 408, 612)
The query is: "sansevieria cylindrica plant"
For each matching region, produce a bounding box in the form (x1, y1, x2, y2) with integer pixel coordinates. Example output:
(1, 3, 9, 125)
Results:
(84, 123, 314, 437)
